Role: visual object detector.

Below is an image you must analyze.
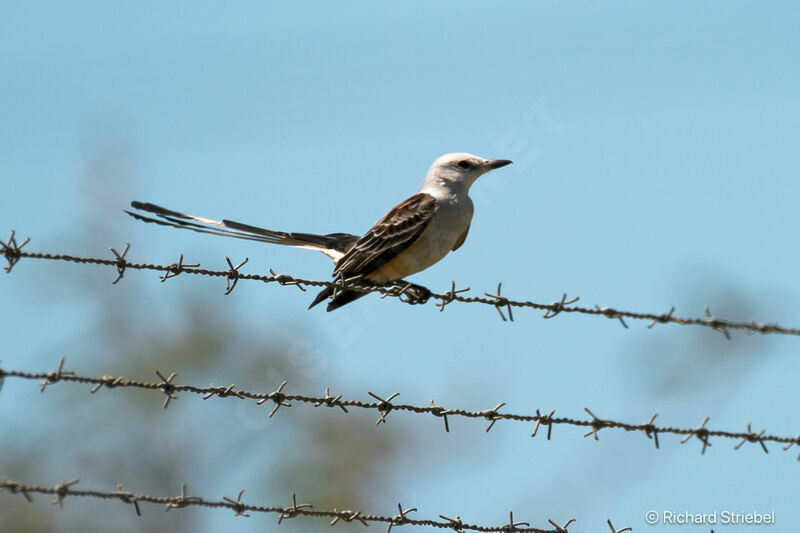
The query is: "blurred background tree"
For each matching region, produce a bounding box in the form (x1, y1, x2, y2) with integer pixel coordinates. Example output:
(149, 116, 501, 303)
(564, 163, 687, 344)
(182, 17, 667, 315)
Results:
(0, 144, 412, 533)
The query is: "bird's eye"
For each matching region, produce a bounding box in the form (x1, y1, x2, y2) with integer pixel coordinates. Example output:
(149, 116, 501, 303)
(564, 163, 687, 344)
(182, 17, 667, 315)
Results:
(457, 160, 473, 169)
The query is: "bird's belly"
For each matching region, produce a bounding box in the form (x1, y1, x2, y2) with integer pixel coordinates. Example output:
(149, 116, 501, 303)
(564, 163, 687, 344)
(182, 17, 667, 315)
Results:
(366, 207, 470, 284)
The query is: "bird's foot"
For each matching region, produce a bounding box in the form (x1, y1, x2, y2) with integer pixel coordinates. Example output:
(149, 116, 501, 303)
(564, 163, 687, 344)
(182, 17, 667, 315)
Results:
(389, 280, 432, 305)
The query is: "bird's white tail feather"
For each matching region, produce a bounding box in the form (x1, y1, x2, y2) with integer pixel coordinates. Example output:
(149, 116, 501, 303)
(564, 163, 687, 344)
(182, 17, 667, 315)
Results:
(126, 201, 358, 262)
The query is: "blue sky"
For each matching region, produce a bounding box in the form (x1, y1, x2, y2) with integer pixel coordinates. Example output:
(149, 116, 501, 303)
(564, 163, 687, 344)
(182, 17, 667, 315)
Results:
(2, 1, 800, 531)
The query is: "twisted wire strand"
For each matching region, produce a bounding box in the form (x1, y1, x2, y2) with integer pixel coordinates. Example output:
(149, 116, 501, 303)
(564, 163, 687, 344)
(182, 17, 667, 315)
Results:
(0, 477, 610, 533)
(2, 233, 798, 337)
(2, 357, 797, 459)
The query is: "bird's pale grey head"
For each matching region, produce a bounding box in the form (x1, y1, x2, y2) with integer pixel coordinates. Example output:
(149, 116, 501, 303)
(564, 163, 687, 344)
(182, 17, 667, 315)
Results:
(421, 152, 512, 194)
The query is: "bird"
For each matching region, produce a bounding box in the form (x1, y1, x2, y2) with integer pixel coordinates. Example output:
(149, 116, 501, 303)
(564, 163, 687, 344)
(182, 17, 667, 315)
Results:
(126, 152, 512, 311)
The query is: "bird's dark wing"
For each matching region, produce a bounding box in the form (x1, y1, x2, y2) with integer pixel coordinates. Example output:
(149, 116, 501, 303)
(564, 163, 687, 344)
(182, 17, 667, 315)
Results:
(333, 193, 438, 278)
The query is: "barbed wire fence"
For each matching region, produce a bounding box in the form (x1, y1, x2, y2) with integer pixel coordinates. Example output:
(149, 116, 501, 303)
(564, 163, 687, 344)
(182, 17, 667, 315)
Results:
(0, 477, 635, 533)
(1, 356, 797, 460)
(3, 231, 800, 336)
(2, 231, 797, 531)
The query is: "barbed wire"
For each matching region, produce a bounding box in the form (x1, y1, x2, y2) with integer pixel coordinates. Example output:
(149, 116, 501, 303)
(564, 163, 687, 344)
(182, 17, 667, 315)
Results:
(2, 231, 798, 337)
(2, 356, 798, 461)
(0, 477, 634, 533)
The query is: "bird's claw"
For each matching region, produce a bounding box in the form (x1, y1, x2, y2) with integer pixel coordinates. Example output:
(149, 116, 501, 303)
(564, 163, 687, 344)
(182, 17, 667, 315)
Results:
(391, 281, 431, 305)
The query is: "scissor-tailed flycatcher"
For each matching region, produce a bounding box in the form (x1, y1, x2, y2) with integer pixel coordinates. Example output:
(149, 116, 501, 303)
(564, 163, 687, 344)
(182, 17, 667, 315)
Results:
(127, 152, 512, 311)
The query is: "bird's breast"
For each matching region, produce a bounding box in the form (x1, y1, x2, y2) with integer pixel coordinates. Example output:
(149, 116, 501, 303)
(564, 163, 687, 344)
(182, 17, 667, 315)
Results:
(365, 197, 473, 284)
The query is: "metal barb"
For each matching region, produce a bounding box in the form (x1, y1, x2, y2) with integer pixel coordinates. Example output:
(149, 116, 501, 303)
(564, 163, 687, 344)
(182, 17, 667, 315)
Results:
(648, 306, 675, 328)
(502, 510, 530, 531)
(154, 370, 178, 409)
(224, 257, 249, 294)
(160, 254, 199, 282)
(257, 380, 291, 418)
(485, 282, 513, 321)
(0, 230, 30, 272)
(314, 386, 348, 412)
(51, 478, 80, 509)
(109, 243, 130, 284)
(641, 413, 660, 449)
(0, 476, 33, 503)
(388, 503, 418, 532)
(114, 484, 141, 516)
(222, 488, 250, 517)
(436, 281, 470, 312)
(165, 483, 201, 511)
(606, 519, 632, 533)
(340, 510, 369, 526)
(681, 417, 712, 454)
(543, 293, 580, 319)
(583, 407, 609, 440)
(548, 518, 576, 532)
(269, 268, 307, 292)
(90, 375, 125, 394)
(368, 391, 400, 426)
(203, 383, 242, 400)
(782, 435, 800, 461)
(329, 507, 343, 526)
(734, 422, 769, 454)
(594, 305, 628, 329)
(430, 399, 451, 432)
(39, 355, 74, 392)
(482, 402, 507, 432)
(531, 409, 556, 440)
(439, 514, 464, 533)
(277, 492, 312, 524)
(704, 307, 732, 339)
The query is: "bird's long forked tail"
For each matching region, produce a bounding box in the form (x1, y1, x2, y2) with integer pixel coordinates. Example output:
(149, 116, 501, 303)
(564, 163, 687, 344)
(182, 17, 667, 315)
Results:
(127, 201, 365, 310)
(126, 201, 360, 260)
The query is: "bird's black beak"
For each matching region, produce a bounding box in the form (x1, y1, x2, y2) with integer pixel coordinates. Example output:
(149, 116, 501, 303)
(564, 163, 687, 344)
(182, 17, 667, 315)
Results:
(484, 159, 513, 170)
